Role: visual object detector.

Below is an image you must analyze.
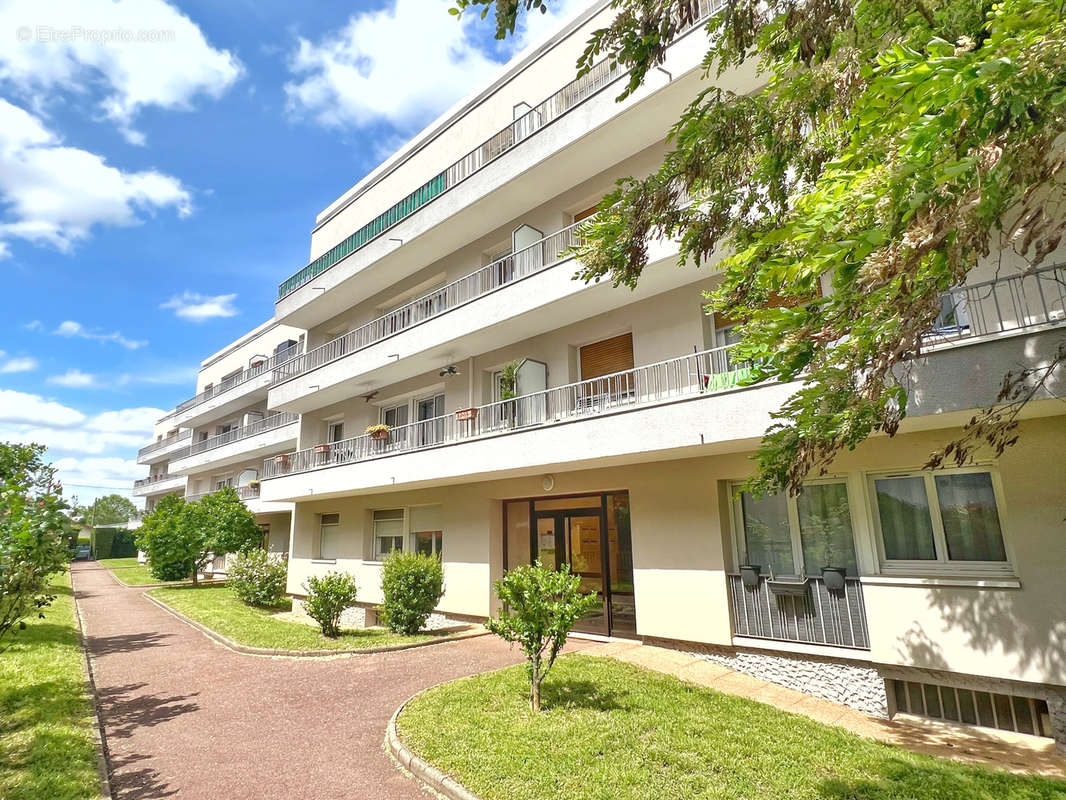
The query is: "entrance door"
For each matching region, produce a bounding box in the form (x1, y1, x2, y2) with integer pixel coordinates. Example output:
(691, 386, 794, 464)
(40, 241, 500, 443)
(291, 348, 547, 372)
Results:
(533, 507, 607, 634)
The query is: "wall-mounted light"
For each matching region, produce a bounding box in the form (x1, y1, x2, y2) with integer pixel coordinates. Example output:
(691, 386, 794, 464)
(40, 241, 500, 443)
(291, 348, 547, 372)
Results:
(439, 365, 459, 377)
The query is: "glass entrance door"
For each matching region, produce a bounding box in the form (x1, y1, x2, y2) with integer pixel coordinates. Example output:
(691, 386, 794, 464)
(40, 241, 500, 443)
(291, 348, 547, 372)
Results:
(532, 507, 607, 635)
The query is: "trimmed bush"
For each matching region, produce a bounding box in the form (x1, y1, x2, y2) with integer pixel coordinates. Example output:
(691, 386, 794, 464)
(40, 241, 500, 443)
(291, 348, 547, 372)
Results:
(90, 527, 137, 559)
(303, 571, 358, 637)
(379, 550, 444, 635)
(227, 549, 287, 607)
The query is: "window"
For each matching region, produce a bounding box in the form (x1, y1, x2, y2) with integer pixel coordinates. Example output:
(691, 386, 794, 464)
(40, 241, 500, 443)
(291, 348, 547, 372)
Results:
(579, 333, 634, 381)
(327, 421, 344, 443)
(410, 505, 443, 558)
(373, 509, 405, 560)
(733, 480, 858, 577)
(215, 477, 233, 491)
(869, 469, 1010, 573)
(318, 513, 340, 559)
(382, 403, 409, 429)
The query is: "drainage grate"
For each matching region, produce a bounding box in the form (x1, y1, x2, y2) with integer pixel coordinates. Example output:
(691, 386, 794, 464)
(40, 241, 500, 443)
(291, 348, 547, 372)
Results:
(890, 679, 1053, 738)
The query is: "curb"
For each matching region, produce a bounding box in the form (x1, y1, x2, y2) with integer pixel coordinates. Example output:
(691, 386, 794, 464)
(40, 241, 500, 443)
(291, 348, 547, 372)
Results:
(387, 690, 485, 800)
(143, 592, 489, 659)
(70, 570, 114, 800)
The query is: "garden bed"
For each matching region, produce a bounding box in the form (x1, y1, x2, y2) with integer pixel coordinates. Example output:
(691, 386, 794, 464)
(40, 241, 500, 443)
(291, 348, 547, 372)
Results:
(98, 557, 221, 587)
(147, 584, 476, 653)
(0, 573, 102, 799)
(397, 655, 1066, 800)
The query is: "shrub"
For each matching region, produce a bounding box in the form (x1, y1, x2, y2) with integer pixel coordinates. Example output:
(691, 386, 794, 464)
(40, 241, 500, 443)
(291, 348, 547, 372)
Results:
(379, 550, 444, 635)
(227, 549, 287, 607)
(90, 527, 137, 559)
(486, 561, 600, 711)
(303, 571, 358, 637)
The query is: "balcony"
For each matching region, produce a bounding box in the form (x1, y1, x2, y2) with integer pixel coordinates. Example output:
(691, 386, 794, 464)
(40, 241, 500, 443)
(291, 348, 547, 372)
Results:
(268, 226, 699, 414)
(170, 412, 300, 475)
(132, 473, 186, 497)
(726, 574, 870, 650)
(136, 429, 192, 464)
(185, 484, 292, 516)
(275, 2, 745, 330)
(277, 0, 725, 304)
(164, 345, 303, 429)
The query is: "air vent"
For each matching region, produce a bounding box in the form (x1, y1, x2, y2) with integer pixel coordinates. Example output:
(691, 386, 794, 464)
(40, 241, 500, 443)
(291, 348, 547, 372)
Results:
(890, 679, 1053, 738)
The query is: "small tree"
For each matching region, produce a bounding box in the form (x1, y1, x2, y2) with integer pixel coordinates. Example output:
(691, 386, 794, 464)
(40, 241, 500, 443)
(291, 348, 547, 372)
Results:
(379, 550, 444, 635)
(228, 549, 287, 607)
(0, 443, 74, 649)
(303, 571, 358, 637)
(486, 562, 599, 712)
(137, 488, 261, 584)
(75, 493, 137, 526)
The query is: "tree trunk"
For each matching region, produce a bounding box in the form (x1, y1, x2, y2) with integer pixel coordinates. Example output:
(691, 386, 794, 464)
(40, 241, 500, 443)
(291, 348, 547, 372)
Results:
(530, 654, 542, 712)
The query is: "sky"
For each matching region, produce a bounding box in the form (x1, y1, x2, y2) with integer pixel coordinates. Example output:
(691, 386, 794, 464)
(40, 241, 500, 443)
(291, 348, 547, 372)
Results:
(0, 0, 588, 505)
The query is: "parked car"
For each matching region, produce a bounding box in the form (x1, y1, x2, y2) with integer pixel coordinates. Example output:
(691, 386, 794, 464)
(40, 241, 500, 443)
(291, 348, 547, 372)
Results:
(74, 545, 91, 561)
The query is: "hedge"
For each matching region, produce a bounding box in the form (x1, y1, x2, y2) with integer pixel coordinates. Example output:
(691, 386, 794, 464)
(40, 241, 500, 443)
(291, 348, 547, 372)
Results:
(90, 527, 138, 559)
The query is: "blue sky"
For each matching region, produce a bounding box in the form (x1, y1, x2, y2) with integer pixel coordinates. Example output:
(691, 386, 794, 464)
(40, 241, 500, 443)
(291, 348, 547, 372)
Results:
(0, 0, 586, 503)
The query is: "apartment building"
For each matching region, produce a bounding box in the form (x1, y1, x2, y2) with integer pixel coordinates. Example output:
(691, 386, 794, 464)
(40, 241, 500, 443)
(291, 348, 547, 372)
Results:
(137, 0, 1066, 750)
(134, 318, 306, 554)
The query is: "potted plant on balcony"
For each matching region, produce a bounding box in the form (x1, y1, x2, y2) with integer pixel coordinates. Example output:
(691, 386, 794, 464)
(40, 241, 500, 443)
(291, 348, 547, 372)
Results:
(313, 443, 331, 455)
(272, 454, 290, 468)
(804, 500, 850, 592)
(365, 424, 391, 441)
(455, 407, 478, 422)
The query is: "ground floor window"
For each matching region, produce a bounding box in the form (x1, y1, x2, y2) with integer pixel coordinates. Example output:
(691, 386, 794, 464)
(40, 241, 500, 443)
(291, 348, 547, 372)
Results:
(733, 480, 858, 577)
(869, 468, 1010, 573)
(371, 505, 444, 560)
(373, 509, 405, 560)
(318, 513, 340, 559)
(409, 504, 443, 557)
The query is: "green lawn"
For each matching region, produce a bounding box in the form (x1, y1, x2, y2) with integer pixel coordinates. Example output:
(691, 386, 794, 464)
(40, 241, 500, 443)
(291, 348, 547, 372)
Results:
(97, 557, 219, 587)
(398, 655, 1066, 800)
(147, 584, 446, 651)
(0, 572, 102, 800)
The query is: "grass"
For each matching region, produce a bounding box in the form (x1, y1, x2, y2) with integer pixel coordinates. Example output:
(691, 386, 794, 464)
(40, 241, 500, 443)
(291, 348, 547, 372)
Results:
(147, 584, 446, 651)
(0, 572, 102, 800)
(398, 655, 1066, 800)
(97, 557, 219, 587)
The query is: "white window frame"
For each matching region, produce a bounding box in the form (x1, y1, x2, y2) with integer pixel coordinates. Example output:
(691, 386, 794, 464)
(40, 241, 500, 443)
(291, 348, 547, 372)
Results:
(317, 512, 340, 560)
(372, 508, 406, 561)
(327, 420, 345, 443)
(866, 466, 1015, 578)
(730, 477, 860, 577)
(381, 402, 409, 430)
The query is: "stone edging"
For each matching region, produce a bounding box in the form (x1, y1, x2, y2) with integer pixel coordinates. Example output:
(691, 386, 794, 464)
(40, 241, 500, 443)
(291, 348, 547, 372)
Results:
(143, 591, 489, 659)
(70, 574, 115, 800)
(387, 689, 485, 800)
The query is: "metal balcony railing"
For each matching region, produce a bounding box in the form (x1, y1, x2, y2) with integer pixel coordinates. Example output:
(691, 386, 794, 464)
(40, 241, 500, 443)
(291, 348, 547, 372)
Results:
(272, 221, 585, 384)
(926, 263, 1066, 343)
(168, 345, 303, 418)
(133, 474, 184, 489)
(186, 484, 260, 503)
(264, 345, 744, 478)
(137, 429, 192, 460)
(276, 0, 727, 300)
(726, 573, 870, 649)
(183, 412, 300, 457)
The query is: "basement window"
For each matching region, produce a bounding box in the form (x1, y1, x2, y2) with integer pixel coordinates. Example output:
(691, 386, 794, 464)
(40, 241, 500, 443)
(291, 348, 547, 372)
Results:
(890, 679, 1053, 738)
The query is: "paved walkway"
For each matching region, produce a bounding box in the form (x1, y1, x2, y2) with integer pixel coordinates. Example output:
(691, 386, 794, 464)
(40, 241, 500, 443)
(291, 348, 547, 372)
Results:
(583, 641, 1066, 778)
(72, 562, 592, 800)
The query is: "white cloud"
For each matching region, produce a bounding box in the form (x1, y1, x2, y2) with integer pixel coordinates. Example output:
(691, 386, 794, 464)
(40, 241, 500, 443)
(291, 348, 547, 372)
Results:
(0, 356, 37, 373)
(51, 456, 143, 501)
(285, 0, 504, 130)
(160, 291, 237, 321)
(47, 368, 98, 388)
(24, 320, 43, 331)
(0, 388, 86, 426)
(53, 319, 147, 349)
(117, 364, 199, 386)
(0, 99, 191, 254)
(0, 0, 243, 144)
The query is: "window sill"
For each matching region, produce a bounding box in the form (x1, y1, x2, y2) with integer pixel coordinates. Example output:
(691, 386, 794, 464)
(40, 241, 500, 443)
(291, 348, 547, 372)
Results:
(310, 558, 337, 565)
(861, 575, 1021, 590)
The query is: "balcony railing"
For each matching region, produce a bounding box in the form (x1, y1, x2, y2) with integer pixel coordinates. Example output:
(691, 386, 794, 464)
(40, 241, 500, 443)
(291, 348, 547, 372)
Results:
(272, 221, 585, 385)
(926, 263, 1065, 344)
(277, 0, 726, 300)
(167, 345, 303, 418)
(183, 412, 299, 457)
(726, 574, 870, 650)
(137, 429, 192, 460)
(186, 484, 261, 503)
(133, 474, 184, 490)
(265, 345, 745, 478)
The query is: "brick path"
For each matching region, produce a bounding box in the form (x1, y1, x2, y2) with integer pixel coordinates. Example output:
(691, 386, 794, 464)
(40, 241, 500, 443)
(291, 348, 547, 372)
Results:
(72, 561, 591, 800)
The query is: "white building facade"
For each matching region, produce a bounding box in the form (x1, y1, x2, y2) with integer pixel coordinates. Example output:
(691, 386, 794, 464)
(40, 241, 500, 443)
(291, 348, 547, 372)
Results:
(137, 0, 1066, 750)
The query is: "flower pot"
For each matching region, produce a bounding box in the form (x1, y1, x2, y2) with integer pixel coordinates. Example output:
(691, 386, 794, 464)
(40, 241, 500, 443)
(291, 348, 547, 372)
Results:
(767, 576, 809, 596)
(369, 429, 389, 441)
(821, 566, 847, 593)
(273, 455, 289, 466)
(455, 407, 478, 422)
(313, 444, 330, 454)
(739, 564, 761, 589)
